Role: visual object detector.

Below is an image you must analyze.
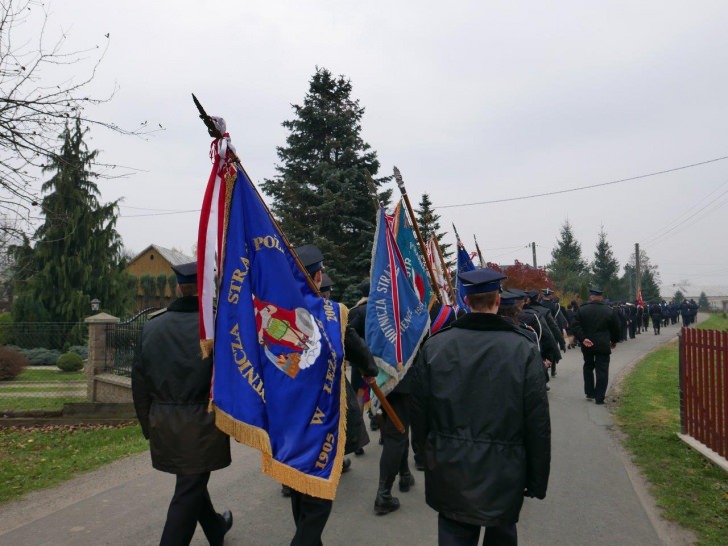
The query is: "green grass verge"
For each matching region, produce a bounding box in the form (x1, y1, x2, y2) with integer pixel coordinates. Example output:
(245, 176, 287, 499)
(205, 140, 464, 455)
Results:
(697, 314, 728, 331)
(0, 386, 85, 393)
(0, 396, 86, 412)
(0, 423, 147, 505)
(14, 369, 84, 382)
(615, 328, 728, 545)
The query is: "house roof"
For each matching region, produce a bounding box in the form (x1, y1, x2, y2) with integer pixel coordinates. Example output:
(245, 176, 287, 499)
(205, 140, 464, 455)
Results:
(129, 244, 194, 267)
(659, 284, 728, 299)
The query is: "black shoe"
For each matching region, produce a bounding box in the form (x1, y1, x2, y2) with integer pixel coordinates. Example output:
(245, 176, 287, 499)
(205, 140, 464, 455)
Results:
(281, 485, 291, 497)
(415, 461, 425, 471)
(369, 414, 380, 431)
(354, 448, 365, 456)
(399, 472, 415, 492)
(594, 399, 605, 405)
(210, 510, 233, 546)
(374, 486, 400, 515)
(551, 370, 557, 377)
(585, 395, 594, 401)
(222, 510, 233, 532)
(342, 458, 352, 473)
(546, 384, 551, 391)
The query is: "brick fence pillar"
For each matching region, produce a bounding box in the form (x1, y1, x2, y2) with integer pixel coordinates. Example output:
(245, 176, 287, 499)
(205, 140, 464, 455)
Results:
(84, 313, 119, 402)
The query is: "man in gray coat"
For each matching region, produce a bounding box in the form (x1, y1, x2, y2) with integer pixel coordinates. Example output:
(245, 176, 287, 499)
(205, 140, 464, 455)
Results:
(411, 268, 551, 546)
(132, 261, 233, 546)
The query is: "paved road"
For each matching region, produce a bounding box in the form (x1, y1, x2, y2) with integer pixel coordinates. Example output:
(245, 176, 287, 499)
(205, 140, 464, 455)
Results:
(0, 320, 698, 545)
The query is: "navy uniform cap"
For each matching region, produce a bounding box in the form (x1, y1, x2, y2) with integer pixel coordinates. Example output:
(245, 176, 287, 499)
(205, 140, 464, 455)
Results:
(510, 288, 529, 299)
(541, 288, 554, 296)
(589, 286, 604, 296)
(320, 272, 334, 292)
(171, 261, 197, 284)
(526, 289, 540, 299)
(294, 244, 324, 274)
(458, 268, 507, 295)
(500, 290, 525, 305)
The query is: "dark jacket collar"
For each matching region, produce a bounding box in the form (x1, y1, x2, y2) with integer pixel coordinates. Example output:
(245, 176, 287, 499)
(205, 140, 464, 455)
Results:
(452, 312, 520, 333)
(167, 296, 199, 313)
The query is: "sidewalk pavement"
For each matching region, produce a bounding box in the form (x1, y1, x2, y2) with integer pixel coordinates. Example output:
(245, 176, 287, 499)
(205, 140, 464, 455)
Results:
(0, 321, 698, 545)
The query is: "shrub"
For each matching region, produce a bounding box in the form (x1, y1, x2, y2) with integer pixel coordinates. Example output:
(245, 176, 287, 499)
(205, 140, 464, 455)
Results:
(21, 348, 63, 366)
(0, 346, 29, 381)
(66, 345, 89, 359)
(57, 352, 84, 372)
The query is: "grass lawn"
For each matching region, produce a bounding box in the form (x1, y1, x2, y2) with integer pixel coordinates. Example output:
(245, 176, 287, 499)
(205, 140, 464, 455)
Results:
(14, 368, 85, 382)
(0, 386, 85, 393)
(0, 423, 148, 505)
(0, 396, 86, 412)
(0, 369, 86, 412)
(614, 314, 728, 545)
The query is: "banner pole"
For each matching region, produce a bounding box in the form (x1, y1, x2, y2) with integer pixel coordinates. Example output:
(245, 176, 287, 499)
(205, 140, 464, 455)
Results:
(393, 166, 443, 304)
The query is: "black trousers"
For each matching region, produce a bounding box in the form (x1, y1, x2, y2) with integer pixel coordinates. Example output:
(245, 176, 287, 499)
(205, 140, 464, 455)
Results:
(438, 514, 517, 546)
(160, 472, 226, 546)
(289, 490, 333, 546)
(582, 351, 610, 402)
(379, 392, 411, 485)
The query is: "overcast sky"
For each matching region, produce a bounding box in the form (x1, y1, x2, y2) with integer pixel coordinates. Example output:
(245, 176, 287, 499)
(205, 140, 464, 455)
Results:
(21, 0, 728, 293)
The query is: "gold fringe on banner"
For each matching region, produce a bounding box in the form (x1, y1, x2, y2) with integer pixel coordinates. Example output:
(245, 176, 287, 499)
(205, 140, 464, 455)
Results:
(213, 403, 273, 454)
(200, 338, 214, 359)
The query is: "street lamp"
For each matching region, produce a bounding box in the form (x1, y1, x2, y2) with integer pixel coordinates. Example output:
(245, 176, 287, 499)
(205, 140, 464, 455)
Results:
(90, 298, 101, 312)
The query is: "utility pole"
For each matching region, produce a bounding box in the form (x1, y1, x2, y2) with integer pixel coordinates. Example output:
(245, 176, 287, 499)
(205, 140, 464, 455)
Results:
(532, 242, 537, 268)
(635, 243, 641, 300)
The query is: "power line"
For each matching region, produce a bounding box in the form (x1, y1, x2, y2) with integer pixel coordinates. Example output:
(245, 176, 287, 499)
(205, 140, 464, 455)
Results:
(642, 191, 728, 249)
(640, 181, 728, 244)
(436, 155, 728, 209)
(120, 209, 200, 218)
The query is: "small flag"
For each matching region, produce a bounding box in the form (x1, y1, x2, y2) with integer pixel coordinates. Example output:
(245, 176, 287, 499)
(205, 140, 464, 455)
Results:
(365, 207, 430, 395)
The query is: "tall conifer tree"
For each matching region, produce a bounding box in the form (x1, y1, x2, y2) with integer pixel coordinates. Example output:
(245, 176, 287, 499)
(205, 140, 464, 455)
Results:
(262, 67, 390, 303)
(415, 193, 453, 264)
(548, 220, 588, 294)
(12, 118, 131, 324)
(591, 227, 620, 295)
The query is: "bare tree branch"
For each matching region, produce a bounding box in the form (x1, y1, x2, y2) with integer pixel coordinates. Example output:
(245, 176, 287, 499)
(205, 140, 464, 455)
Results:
(0, 0, 158, 236)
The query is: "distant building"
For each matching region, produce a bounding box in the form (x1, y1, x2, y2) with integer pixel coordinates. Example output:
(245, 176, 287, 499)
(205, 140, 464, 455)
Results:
(126, 245, 194, 312)
(660, 285, 728, 312)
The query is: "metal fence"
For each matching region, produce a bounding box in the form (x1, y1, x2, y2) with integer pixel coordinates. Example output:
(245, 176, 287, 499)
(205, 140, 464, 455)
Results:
(0, 322, 87, 351)
(679, 327, 728, 460)
(104, 308, 160, 377)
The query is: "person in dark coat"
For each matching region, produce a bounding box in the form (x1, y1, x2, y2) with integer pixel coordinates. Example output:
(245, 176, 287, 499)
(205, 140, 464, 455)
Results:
(524, 291, 563, 377)
(412, 268, 551, 546)
(132, 261, 233, 546)
(649, 301, 663, 335)
(571, 287, 621, 405)
(286, 244, 379, 546)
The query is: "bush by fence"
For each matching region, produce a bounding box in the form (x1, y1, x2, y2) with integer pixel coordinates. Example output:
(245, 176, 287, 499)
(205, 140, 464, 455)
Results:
(0, 347, 29, 381)
(57, 352, 84, 372)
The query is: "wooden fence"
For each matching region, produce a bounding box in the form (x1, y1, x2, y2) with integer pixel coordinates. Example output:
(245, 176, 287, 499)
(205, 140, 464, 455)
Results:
(679, 327, 728, 460)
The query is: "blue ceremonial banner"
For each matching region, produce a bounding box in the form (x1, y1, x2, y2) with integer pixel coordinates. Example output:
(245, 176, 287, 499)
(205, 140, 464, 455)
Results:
(394, 202, 432, 308)
(366, 207, 430, 395)
(212, 161, 347, 500)
(455, 238, 476, 312)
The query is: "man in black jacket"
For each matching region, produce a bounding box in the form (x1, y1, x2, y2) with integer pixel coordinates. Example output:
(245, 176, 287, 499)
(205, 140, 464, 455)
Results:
(132, 261, 233, 546)
(412, 268, 551, 546)
(571, 287, 621, 405)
